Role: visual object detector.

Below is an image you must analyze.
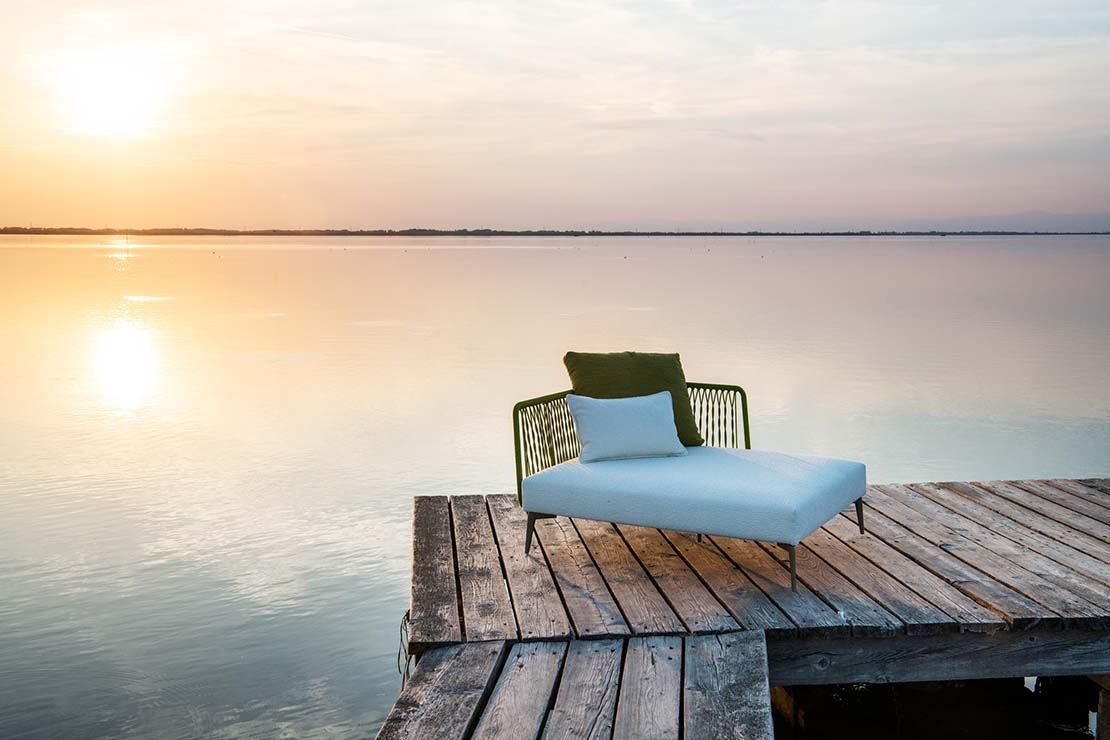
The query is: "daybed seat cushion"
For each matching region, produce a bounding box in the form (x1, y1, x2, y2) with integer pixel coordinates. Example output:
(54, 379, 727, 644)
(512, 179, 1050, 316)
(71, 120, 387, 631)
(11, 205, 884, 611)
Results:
(521, 446, 865, 545)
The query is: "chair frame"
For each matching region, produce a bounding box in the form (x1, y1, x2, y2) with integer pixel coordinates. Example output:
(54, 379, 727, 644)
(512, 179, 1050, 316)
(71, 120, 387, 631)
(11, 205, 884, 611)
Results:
(512, 382, 865, 591)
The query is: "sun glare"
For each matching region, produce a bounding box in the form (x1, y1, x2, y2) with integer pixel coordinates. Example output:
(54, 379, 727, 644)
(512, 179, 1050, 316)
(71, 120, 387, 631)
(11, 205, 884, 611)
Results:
(52, 47, 169, 137)
(95, 319, 159, 409)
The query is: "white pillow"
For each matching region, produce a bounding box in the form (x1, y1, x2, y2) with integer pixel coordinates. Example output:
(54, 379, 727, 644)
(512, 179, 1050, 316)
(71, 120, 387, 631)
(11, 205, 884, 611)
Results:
(567, 391, 689, 463)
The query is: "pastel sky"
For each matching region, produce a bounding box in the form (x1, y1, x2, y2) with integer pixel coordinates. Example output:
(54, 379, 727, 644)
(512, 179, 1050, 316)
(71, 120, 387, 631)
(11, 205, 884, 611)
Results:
(3, 0, 1109, 230)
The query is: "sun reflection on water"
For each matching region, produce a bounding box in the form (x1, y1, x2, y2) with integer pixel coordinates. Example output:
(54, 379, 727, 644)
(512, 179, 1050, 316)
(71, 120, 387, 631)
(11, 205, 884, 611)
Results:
(95, 319, 159, 409)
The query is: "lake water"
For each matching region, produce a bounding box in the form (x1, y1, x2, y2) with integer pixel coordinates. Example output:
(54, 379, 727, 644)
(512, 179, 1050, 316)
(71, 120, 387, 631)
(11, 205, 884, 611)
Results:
(2, 234, 1109, 739)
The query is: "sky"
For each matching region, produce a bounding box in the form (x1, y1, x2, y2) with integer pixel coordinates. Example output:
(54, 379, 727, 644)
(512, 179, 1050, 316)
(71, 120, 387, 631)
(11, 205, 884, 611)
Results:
(2, 0, 1109, 231)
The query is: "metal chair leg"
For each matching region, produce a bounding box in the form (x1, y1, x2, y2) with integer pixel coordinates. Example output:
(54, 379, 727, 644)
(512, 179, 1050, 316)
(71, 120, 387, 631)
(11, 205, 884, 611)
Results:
(788, 544, 797, 592)
(779, 543, 798, 592)
(524, 513, 538, 554)
(696, 533, 703, 543)
(855, 497, 865, 535)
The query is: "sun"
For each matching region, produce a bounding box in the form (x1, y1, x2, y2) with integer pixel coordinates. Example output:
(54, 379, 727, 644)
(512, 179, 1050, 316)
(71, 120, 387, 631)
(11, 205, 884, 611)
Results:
(51, 46, 169, 137)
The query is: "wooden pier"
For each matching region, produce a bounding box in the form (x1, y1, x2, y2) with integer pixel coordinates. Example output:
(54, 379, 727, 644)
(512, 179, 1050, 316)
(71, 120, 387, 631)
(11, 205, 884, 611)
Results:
(378, 479, 1110, 739)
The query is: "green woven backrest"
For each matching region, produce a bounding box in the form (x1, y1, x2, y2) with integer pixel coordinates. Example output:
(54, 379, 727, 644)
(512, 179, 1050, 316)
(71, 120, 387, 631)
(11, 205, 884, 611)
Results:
(513, 382, 749, 501)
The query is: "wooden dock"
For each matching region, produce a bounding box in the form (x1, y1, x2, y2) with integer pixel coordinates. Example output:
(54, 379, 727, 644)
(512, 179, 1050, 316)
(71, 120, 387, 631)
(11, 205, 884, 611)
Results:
(378, 478, 1110, 739)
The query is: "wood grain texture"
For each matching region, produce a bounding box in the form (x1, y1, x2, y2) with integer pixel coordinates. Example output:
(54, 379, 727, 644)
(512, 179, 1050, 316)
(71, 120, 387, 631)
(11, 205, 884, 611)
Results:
(909, 483, 1110, 587)
(1042, 479, 1110, 513)
(1080, 479, 1110, 496)
(486, 495, 573, 640)
(662, 530, 795, 636)
(767, 629, 1110, 686)
(685, 631, 774, 740)
(545, 640, 624, 740)
(942, 480, 1110, 564)
(1011, 479, 1110, 525)
(802, 526, 957, 635)
(375, 641, 507, 740)
(823, 514, 1005, 632)
(451, 495, 518, 641)
(612, 637, 682, 740)
(573, 518, 684, 634)
(971, 480, 1110, 546)
(471, 641, 566, 740)
(853, 499, 1051, 627)
(712, 536, 849, 637)
(535, 516, 629, 638)
(869, 486, 1104, 624)
(881, 484, 1110, 611)
(408, 496, 463, 653)
(778, 541, 903, 636)
(616, 524, 739, 634)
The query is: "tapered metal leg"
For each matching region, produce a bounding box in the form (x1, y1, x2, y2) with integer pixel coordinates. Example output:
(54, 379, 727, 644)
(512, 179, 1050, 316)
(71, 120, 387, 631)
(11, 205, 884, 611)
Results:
(524, 513, 538, 554)
(696, 533, 703, 543)
(788, 545, 797, 592)
(855, 497, 865, 534)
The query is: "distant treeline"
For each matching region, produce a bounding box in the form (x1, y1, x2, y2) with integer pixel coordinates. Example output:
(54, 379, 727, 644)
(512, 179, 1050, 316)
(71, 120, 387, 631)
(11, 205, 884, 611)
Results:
(2, 226, 1108, 237)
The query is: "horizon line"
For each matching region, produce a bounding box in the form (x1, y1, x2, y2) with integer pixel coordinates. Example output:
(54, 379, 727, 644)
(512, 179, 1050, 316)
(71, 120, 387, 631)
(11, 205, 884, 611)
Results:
(4, 226, 1110, 237)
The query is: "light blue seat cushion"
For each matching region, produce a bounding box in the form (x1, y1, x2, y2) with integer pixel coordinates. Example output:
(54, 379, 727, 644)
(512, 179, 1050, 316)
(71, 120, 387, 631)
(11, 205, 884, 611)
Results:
(522, 446, 865, 545)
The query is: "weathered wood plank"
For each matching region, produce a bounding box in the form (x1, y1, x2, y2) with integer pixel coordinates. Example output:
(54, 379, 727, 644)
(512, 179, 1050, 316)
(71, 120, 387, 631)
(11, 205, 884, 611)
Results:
(685, 631, 774, 740)
(972, 480, 1110, 545)
(535, 516, 629, 638)
(909, 483, 1110, 587)
(376, 641, 507, 740)
(941, 480, 1110, 564)
(773, 541, 904, 636)
(1011, 479, 1110, 525)
(471, 641, 566, 740)
(616, 524, 739, 634)
(882, 484, 1110, 611)
(1044, 479, 1110, 513)
(662, 530, 796, 636)
(869, 486, 1104, 624)
(711, 536, 849, 637)
(851, 500, 1051, 627)
(409, 496, 463, 653)
(1081, 479, 1110, 496)
(451, 495, 518, 641)
(545, 640, 624, 740)
(766, 629, 1110, 686)
(573, 518, 684, 634)
(802, 526, 957, 635)
(824, 514, 1004, 632)
(486, 495, 573, 640)
(612, 637, 682, 740)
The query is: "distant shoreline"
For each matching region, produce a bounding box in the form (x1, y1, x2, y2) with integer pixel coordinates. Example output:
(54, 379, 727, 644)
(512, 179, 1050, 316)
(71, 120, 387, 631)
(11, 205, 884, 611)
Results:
(2, 227, 1109, 237)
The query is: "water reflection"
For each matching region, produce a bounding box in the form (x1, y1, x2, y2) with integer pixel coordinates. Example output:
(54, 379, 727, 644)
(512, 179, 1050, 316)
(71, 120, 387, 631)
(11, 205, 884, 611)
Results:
(0, 234, 1108, 740)
(94, 318, 158, 409)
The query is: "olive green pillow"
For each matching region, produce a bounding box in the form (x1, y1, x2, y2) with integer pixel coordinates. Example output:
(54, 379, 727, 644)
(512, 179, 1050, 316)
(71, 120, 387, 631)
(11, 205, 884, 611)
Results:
(563, 351, 704, 447)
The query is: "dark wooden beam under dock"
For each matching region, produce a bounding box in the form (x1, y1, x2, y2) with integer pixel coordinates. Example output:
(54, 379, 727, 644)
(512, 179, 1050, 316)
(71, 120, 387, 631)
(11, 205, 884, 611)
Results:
(378, 478, 1110, 739)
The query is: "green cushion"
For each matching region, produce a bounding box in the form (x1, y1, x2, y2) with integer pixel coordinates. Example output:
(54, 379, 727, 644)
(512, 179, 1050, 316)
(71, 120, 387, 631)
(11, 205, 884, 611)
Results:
(563, 351, 704, 446)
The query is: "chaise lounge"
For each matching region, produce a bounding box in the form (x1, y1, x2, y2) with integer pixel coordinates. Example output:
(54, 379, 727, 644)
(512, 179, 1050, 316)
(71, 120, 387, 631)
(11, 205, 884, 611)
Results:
(514, 381, 866, 591)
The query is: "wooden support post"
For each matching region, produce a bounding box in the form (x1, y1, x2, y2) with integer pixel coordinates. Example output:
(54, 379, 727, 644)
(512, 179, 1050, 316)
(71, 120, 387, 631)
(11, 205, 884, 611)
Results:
(1091, 676, 1110, 740)
(1100, 687, 1110, 740)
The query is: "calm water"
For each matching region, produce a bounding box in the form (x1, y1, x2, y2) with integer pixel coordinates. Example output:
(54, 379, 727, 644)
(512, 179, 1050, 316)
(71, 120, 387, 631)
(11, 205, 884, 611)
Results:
(2, 234, 1109, 739)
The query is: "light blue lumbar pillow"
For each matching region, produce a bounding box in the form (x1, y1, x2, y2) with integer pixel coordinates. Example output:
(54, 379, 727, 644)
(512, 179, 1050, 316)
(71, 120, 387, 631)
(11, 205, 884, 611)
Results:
(567, 390, 689, 463)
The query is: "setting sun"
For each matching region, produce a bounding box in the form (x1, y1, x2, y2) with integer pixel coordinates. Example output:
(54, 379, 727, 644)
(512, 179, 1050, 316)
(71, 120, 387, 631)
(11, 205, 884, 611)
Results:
(51, 47, 168, 137)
